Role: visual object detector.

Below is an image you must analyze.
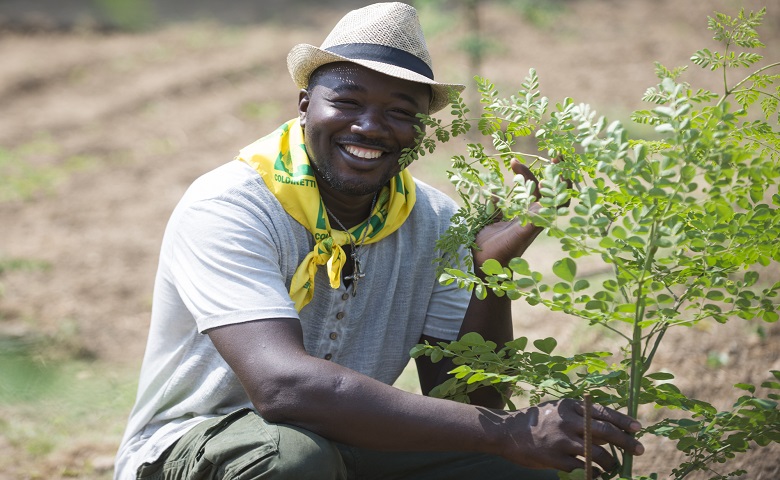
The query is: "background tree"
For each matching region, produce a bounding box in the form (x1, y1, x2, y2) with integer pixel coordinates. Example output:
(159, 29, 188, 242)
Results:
(414, 0, 569, 117)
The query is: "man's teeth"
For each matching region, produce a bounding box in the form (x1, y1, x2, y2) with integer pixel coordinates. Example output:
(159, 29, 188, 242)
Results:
(344, 144, 382, 159)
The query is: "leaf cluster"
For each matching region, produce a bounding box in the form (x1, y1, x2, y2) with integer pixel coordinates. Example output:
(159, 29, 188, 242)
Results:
(648, 372, 780, 479)
(410, 7, 780, 479)
(410, 332, 697, 414)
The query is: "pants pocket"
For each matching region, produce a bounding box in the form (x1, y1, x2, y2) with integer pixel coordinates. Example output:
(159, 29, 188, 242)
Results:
(192, 409, 279, 479)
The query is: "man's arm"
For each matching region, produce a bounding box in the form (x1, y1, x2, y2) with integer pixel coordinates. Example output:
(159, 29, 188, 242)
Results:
(209, 318, 498, 453)
(208, 316, 644, 473)
(415, 282, 513, 409)
(417, 159, 546, 408)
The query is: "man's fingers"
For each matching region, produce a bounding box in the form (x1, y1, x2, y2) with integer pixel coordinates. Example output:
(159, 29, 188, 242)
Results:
(509, 159, 537, 180)
(590, 420, 645, 456)
(574, 402, 645, 455)
(591, 444, 618, 474)
(509, 159, 539, 188)
(576, 401, 642, 433)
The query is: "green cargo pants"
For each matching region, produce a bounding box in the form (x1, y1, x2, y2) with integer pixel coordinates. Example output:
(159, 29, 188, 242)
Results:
(135, 408, 559, 480)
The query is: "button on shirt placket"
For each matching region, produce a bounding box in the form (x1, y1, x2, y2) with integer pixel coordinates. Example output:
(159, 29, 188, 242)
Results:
(322, 287, 349, 361)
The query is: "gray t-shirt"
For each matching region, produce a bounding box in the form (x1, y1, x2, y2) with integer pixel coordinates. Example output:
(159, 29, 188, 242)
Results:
(114, 160, 471, 479)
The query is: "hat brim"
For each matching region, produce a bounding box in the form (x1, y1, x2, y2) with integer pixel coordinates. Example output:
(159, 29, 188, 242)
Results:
(287, 43, 464, 114)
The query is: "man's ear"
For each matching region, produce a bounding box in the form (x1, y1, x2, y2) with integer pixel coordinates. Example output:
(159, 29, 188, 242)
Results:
(298, 89, 310, 128)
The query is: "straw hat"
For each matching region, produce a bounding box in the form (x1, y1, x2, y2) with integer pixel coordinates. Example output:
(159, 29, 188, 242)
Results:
(287, 2, 464, 114)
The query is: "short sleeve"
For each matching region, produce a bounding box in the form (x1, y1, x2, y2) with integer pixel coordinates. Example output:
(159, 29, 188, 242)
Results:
(420, 247, 473, 341)
(165, 197, 300, 332)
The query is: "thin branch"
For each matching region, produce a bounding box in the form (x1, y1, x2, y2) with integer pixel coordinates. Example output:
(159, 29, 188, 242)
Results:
(642, 325, 668, 374)
(718, 61, 780, 106)
(729, 87, 780, 103)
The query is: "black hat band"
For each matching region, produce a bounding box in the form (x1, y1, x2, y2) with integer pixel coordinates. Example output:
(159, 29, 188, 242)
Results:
(325, 43, 434, 80)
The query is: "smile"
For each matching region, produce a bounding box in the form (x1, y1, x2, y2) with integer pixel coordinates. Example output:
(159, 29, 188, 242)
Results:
(342, 144, 384, 160)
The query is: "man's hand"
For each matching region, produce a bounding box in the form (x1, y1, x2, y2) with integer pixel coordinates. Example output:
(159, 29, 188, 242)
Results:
(473, 158, 545, 268)
(502, 398, 644, 474)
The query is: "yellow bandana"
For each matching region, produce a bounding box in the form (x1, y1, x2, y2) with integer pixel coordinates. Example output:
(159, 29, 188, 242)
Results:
(238, 118, 416, 311)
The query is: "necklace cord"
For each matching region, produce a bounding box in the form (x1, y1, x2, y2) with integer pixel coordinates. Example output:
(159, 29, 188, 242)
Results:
(323, 193, 378, 294)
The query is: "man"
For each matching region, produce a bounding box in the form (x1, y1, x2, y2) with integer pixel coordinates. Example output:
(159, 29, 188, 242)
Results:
(115, 3, 644, 479)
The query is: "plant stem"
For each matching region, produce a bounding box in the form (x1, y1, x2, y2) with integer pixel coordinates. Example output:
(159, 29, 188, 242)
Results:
(621, 311, 643, 477)
(622, 212, 660, 477)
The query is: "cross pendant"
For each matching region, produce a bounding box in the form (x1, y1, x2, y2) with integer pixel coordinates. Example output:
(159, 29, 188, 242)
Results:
(344, 255, 365, 296)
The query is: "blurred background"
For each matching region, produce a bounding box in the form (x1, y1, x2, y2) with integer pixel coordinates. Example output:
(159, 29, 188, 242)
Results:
(0, 1, 778, 478)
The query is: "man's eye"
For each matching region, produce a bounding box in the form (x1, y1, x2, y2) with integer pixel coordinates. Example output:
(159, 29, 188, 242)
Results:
(391, 108, 415, 118)
(333, 99, 358, 107)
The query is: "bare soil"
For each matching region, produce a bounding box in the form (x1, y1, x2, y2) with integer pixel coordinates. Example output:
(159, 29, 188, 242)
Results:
(0, 1, 778, 478)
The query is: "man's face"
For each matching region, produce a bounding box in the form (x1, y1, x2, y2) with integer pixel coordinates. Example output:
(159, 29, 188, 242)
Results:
(298, 63, 430, 196)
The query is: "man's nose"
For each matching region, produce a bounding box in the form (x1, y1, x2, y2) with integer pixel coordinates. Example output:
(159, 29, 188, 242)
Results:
(350, 109, 390, 139)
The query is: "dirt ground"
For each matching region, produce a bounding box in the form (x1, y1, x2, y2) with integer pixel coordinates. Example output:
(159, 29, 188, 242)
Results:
(0, 0, 778, 478)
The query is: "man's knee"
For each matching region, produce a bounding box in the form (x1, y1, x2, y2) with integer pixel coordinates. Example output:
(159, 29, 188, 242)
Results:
(268, 423, 345, 480)
(211, 414, 345, 480)
(159, 411, 345, 480)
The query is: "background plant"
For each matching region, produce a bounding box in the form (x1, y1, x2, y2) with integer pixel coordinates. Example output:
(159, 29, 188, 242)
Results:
(414, 0, 568, 115)
(405, 8, 780, 479)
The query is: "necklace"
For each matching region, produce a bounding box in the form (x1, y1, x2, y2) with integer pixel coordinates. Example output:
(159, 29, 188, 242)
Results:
(323, 193, 378, 296)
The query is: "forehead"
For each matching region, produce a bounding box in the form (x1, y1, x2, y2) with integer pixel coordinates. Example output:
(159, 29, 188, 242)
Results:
(308, 63, 431, 109)
(309, 63, 366, 87)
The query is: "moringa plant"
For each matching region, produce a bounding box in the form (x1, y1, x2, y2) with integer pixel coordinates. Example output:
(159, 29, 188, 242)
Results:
(404, 8, 780, 479)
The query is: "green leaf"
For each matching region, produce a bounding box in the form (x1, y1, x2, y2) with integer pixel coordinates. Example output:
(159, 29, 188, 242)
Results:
(514, 278, 536, 288)
(573, 279, 590, 292)
(533, 337, 557, 354)
(616, 303, 636, 313)
(481, 258, 504, 276)
(612, 225, 627, 240)
(552, 258, 577, 282)
(585, 300, 608, 312)
(751, 398, 778, 410)
(409, 344, 427, 358)
(706, 290, 725, 301)
(647, 372, 675, 381)
(460, 332, 486, 346)
(559, 469, 587, 480)
(657, 294, 674, 304)
(509, 257, 531, 276)
(452, 366, 473, 380)
(430, 349, 444, 363)
(677, 437, 697, 451)
(467, 372, 487, 384)
(627, 236, 646, 248)
(735, 383, 756, 394)
(763, 311, 779, 323)
(599, 237, 617, 248)
(505, 337, 528, 351)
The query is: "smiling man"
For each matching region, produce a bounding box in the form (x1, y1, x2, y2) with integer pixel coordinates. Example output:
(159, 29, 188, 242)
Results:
(300, 63, 429, 198)
(114, 3, 643, 479)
